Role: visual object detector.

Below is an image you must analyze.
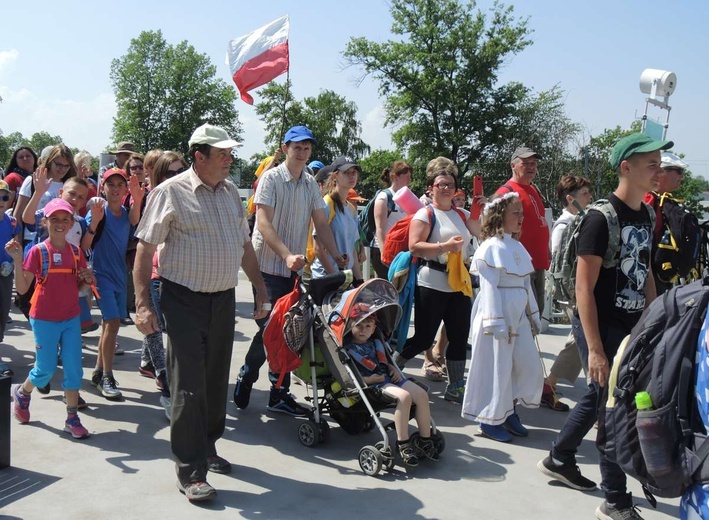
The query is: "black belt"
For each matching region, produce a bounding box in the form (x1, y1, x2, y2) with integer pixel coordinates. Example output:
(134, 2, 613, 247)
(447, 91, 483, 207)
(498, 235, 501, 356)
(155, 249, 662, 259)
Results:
(420, 260, 447, 272)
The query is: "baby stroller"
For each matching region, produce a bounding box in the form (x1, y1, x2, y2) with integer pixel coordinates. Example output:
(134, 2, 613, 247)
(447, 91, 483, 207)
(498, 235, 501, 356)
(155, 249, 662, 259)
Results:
(292, 273, 445, 476)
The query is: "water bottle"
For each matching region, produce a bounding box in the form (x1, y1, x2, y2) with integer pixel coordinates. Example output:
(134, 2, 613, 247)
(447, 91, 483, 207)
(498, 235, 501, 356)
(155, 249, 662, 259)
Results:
(635, 391, 673, 477)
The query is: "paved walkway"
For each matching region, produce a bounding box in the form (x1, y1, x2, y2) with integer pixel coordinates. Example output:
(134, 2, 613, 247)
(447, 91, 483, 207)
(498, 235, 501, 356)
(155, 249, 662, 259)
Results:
(0, 276, 678, 519)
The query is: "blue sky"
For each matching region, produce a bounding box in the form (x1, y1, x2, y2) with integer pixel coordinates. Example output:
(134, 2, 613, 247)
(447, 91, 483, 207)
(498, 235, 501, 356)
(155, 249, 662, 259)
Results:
(1, 0, 708, 177)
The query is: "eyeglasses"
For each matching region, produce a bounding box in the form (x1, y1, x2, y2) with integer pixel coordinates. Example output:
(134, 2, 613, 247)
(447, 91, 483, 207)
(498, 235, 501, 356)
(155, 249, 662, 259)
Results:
(129, 164, 144, 171)
(433, 182, 456, 190)
(0, 195, 9, 202)
(52, 161, 71, 170)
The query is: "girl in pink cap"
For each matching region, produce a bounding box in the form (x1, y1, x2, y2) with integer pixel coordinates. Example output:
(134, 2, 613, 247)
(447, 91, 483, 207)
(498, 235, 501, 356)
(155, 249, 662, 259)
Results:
(6, 198, 97, 439)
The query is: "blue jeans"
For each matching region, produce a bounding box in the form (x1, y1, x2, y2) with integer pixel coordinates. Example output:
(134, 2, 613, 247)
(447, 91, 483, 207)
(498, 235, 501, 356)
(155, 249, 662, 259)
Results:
(238, 272, 297, 390)
(551, 315, 631, 506)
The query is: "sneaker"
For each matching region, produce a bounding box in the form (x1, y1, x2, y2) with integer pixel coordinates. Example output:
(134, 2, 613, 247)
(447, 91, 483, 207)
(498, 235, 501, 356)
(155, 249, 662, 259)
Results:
(207, 455, 232, 474)
(114, 342, 124, 355)
(537, 455, 597, 491)
(100, 374, 122, 400)
(415, 436, 440, 462)
(139, 363, 156, 378)
(176, 480, 216, 502)
(444, 382, 464, 404)
(81, 322, 99, 334)
(90, 368, 103, 387)
(64, 413, 90, 439)
(479, 423, 513, 443)
(541, 384, 570, 412)
(36, 382, 51, 395)
(62, 393, 88, 409)
(266, 390, 309, 417)
(233, 374, 253, 409)
(503, 412, 529, 437)
(159, 395, 171, 420)
(13, 384, 31, 423)
(595, 500, 644, 520)
(398, 441, 419, 467)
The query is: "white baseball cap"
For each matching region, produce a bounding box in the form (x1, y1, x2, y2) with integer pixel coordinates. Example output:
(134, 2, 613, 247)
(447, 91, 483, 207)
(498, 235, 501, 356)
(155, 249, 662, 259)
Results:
(188, 124, 242, 149)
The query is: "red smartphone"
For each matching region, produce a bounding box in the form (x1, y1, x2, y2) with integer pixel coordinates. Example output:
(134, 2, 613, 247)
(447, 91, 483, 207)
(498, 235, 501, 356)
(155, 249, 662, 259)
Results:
(470, 175, 484, 220)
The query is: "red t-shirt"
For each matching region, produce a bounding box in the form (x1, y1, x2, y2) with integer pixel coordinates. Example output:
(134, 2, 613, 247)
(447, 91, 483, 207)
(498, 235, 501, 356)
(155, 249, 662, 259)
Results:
(495, 180, 550, 269)
(23, 240, 86, 321)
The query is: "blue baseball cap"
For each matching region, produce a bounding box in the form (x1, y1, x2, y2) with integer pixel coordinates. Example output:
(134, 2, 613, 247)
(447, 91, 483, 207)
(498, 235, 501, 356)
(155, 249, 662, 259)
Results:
(284, 125, 317, 145)
(308, 160, 325, 171)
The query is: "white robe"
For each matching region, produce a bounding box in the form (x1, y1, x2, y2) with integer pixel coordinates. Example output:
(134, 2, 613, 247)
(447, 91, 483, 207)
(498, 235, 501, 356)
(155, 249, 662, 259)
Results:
(461, 234, 543, 425)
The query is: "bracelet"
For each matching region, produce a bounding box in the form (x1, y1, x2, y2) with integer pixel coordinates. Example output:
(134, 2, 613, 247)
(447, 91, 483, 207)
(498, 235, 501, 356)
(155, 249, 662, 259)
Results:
(437, 241, 443, 254)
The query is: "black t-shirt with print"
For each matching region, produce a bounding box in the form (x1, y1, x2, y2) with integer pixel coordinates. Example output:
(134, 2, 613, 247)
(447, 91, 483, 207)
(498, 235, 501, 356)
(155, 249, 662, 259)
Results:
(576, 194, 653, 334)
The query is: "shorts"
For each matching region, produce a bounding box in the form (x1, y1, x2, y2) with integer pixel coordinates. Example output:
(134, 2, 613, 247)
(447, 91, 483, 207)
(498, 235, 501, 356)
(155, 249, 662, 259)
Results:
(96, 279, 127, 321)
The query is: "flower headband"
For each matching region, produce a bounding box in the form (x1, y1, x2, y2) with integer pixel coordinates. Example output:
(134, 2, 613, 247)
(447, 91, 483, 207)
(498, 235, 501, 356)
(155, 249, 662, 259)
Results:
(482, 191, 519, 217)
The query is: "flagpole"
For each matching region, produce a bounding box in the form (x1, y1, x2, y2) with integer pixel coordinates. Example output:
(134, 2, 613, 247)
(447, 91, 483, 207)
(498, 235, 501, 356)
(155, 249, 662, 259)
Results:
(278, 70, 290, 144)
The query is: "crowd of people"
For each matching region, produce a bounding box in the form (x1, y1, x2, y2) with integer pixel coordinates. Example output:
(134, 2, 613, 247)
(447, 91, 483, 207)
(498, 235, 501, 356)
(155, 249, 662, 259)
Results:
(0, 124, 703, 518)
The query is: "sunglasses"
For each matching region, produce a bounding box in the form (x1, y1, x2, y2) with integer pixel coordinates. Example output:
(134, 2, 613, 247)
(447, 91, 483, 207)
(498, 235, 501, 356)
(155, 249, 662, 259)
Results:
(162, 166, 189, 179)
(0, 195, 9, 202)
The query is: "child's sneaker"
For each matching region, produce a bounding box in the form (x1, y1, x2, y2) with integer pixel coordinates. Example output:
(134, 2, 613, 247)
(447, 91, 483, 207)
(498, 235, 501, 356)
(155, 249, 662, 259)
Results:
(397, 440, 419, 467)
(415, 436, 440, 461)
(64, 413, 90, 439)
(100, 374, 122, 400)
(13, 384, 31, 423)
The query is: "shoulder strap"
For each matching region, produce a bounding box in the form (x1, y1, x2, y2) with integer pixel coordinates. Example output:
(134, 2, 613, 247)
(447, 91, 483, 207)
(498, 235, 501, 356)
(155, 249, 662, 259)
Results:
(502, 183, 515, 193)
(385, 189, 394, 215)
(425, 205, 438, 242)
(38, 242, 50, 281)
(591, 200, 620, 268)
(323, 194, 337, 224)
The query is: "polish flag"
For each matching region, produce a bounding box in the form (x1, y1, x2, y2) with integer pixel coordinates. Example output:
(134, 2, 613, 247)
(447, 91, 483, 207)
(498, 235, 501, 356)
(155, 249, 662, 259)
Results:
(226, 15, 290, 105)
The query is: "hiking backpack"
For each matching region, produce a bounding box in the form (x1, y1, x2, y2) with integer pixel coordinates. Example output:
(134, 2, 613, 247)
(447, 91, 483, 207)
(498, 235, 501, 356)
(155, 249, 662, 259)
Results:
(597, 277, 709, 500)
(359, 188, 394, 246)
(549, 199, 655, 307)
(652, 192, 701, 284)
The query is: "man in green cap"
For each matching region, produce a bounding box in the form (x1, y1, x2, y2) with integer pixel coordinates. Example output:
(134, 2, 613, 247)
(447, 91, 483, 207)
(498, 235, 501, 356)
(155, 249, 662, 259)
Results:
(538, 132, 672, 520)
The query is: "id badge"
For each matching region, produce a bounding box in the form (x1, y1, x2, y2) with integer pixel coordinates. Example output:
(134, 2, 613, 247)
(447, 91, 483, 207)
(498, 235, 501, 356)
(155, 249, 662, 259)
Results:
(53, 253, 62, 265)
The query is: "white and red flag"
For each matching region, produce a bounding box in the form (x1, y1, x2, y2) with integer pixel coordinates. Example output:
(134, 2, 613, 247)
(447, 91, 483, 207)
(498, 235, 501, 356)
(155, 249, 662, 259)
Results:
(226, 15, 290, 105)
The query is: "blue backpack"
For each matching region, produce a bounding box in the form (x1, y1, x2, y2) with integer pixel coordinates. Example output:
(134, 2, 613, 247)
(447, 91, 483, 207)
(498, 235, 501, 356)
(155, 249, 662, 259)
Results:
(359, 189, 394, 246)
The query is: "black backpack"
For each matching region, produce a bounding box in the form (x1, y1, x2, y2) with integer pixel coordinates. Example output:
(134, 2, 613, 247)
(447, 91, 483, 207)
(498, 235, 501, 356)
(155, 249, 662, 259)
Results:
(653, 193, 701, 283)
(597, 278, 709, 502)
(359, 188, 394, 246)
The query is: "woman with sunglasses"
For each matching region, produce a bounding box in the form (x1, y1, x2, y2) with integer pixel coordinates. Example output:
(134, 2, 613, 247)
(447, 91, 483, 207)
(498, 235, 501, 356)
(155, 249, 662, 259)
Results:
(4, 147, 38, 204)
(137, 151, 187, 419)
(394, 157, 480, 404)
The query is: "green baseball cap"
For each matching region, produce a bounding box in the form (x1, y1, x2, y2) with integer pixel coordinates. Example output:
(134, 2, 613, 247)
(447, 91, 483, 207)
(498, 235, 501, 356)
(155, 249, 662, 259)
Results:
(610, 133, 673, 170)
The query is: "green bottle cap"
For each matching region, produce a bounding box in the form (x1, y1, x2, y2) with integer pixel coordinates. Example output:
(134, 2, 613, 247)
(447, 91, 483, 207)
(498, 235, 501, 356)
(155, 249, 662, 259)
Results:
(635, 391, 653, 410)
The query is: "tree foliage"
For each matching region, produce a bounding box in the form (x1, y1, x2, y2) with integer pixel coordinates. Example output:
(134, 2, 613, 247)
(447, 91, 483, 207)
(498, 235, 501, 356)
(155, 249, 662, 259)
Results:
(0, 130, 65, 169)
(343, 0, 532, 173)
(110, 30, 241, 155)
(254, 81, 370, 163)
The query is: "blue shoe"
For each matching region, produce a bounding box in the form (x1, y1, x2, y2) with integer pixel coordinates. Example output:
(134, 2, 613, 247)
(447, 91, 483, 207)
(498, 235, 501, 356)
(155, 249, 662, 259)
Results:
(503, 412, 528, 437)
(479, 423, 513, 443)
(267, 389, 309, 417)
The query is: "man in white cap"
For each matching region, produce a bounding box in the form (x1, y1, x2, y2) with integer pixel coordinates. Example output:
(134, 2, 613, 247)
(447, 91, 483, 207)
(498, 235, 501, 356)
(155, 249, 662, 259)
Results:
(134, 123, 269, 502)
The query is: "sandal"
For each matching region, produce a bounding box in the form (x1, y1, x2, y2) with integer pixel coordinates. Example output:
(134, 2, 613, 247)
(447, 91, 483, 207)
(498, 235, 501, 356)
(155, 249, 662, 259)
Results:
(433, 356, 447, 377)
(422, 362, 444, 382)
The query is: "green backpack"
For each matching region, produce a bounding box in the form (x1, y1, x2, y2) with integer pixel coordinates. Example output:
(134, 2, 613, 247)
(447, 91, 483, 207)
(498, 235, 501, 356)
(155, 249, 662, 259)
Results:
(359, 188, 394, 246)
(549, 199, 655, 307)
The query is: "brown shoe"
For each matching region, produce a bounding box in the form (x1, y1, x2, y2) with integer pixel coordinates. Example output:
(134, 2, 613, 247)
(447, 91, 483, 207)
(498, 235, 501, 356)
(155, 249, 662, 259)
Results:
(541, 385, 570, 412)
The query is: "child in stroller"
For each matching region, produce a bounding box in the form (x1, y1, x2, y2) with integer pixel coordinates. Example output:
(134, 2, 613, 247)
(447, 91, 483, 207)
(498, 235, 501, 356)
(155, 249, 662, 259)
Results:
(344, 307, 438, 467)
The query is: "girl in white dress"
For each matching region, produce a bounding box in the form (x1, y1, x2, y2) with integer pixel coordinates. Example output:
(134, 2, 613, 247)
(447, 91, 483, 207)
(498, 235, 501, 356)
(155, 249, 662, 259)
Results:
(461, 192, 543, 442)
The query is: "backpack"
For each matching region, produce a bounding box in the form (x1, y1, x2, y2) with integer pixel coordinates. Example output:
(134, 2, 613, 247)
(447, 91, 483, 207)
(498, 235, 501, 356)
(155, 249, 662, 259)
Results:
(29, 241, 81, 314)
(652, 193, 701, 284)
(381, 206, 467, 266)
(263, 278, 304, 388)
(549, 199, 655, 307)
(305, 195, 357, 265)
(597, 277, 709, 501)
(359, 188, 394, 246)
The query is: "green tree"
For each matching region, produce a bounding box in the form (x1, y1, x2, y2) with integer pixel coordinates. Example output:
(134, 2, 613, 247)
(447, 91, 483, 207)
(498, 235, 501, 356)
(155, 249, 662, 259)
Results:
(343, 0, 532, 173)
(110, 30, 242, 155)
(254, 81, 370, 162)
(357, 149, 402, 199)
(0, 131, 64, 169)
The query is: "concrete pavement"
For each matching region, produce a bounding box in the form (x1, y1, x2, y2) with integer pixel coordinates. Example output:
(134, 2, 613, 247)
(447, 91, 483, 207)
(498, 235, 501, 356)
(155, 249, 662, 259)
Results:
(0, 275, 679, 519)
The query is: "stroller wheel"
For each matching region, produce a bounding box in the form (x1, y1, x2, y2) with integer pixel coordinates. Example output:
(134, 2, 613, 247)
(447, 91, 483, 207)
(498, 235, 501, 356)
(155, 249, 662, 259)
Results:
(375, 441, 395, 472)
(432, 430, 446, 455)
(298, 420, 319, 448)
(318, 420, 330, 444)
(358, 445, 383, 476)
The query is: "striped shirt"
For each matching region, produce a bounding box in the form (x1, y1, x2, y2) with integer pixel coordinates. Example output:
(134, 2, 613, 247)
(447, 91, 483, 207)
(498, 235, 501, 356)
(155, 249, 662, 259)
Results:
(252, 163, 326, 277)
(135, 166, 250, 293)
